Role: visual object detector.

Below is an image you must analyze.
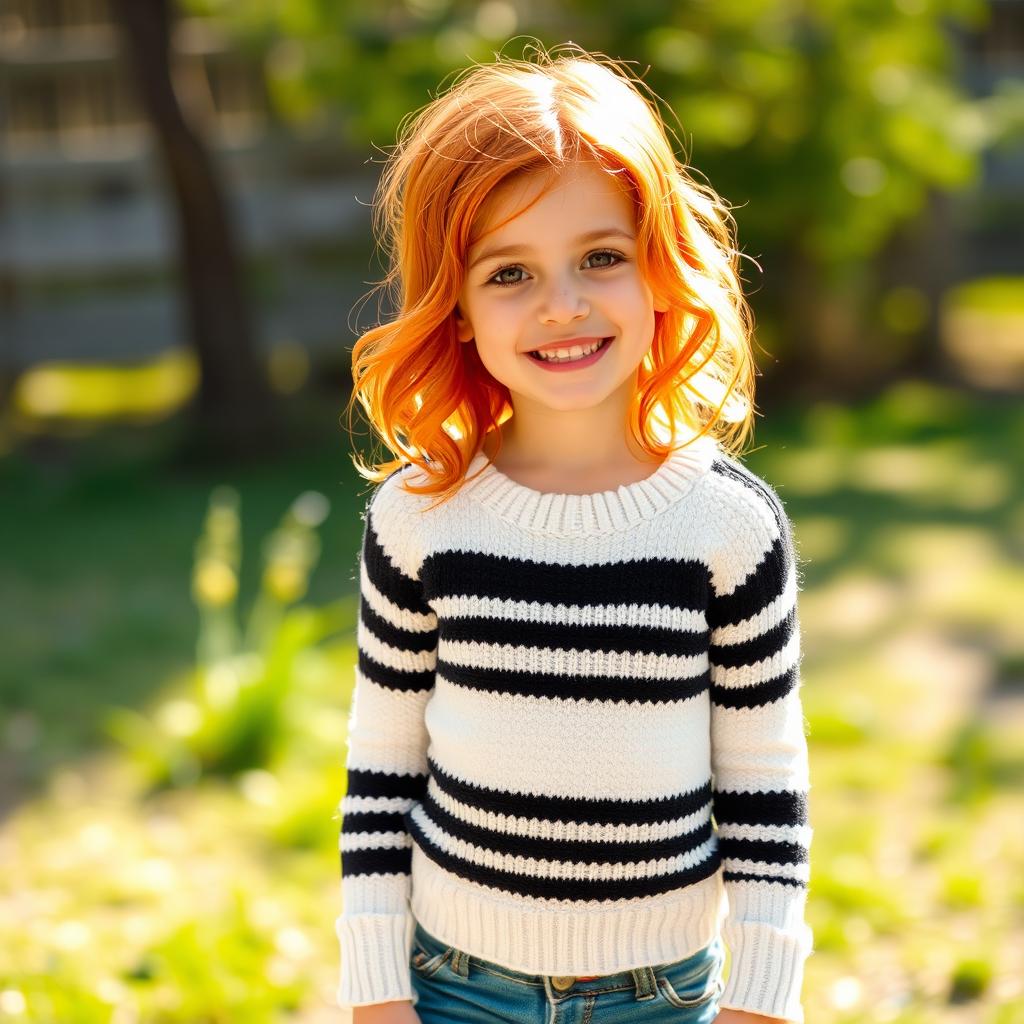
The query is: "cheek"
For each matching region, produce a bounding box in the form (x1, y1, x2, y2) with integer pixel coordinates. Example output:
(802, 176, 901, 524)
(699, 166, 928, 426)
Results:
(631, 272, 657, 303)
(614, 289, 658, 348)
(467, 313, 518, 364)
(607, 277, 656, 320)
(468, 295, 523, 339)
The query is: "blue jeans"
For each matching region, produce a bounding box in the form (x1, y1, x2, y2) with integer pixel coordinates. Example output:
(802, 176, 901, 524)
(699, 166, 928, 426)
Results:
(410, 918, 726, 1023)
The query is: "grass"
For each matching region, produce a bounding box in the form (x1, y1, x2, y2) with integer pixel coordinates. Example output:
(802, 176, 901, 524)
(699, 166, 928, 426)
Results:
(1, 380, 1023, 1022)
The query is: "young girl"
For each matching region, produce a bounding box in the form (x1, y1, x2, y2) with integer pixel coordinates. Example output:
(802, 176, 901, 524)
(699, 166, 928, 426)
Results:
(336, 45, 813, 1024)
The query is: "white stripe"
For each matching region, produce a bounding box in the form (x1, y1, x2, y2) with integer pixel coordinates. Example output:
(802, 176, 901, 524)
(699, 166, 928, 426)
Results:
(341, 795, 414, 814)
(340, 831, 411, 852)
(434, 594, 707, 632)
(441, 639, 706, 680)
(717, 822, 813, 846)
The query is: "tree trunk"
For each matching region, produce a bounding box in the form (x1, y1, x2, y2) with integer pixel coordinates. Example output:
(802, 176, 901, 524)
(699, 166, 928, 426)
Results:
(112, 0, 282, 460)
(762, 237, 875, 408)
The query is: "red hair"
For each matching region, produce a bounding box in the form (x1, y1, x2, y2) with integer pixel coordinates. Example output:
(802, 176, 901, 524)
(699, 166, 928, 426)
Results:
(345, 44, 757, 510)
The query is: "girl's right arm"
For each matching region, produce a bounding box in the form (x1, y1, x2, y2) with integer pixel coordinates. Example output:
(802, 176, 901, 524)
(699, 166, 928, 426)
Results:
(352, 1000, 421, 1023)
(336, 472, 439, 1013)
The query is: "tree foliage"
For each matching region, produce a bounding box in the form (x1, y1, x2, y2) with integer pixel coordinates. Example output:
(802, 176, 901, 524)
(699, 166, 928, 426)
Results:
(185, 0, 1010, 272)
(183, 0, 1020, 391)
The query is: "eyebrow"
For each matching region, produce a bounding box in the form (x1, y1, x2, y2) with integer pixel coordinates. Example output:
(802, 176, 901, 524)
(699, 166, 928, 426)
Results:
(467, 227, 636, 271)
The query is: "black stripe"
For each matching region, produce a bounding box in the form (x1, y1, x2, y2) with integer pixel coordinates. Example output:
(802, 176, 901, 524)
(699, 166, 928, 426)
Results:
(437, 658, 710, 703)
(713, 789, 809, 828)
(340, 807, 408, 835)
(345, 766, 428, 801)
(421, 548, 708, 611)
(357, 648, 436, 692)
(718, 835, 809, 865)
(722, 870, 805, 888)
(341, 844, 411, 877)
(430, 754, 713, 825)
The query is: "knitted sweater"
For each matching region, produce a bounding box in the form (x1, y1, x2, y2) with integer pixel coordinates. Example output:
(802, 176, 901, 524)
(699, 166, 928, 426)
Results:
(335, 433, 814, 1022)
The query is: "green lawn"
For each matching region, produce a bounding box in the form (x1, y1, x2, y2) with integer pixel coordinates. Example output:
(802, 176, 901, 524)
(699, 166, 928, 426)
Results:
(1, 381, 1022, 1023)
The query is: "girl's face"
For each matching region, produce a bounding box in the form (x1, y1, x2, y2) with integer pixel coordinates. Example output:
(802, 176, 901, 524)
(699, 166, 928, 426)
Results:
(455, 160, 666, 416)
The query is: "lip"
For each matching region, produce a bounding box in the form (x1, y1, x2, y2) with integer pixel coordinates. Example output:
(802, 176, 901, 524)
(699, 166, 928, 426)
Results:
(525, 336, 614, 372)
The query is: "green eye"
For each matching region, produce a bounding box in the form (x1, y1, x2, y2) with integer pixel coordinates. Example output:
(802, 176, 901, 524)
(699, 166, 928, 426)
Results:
(485, 250, 624, 288)
(490, 266, 525, 287)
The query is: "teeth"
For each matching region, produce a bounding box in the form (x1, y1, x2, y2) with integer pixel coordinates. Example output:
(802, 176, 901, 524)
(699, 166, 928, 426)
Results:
(534, 339, 605, 363)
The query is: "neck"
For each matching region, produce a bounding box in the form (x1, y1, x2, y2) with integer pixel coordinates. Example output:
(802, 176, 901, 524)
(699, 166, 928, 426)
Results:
(484, 383, 656, 478)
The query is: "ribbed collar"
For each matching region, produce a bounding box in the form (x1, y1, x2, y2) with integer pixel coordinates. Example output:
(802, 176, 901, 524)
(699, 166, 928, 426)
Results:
(460, 433, 719, 537)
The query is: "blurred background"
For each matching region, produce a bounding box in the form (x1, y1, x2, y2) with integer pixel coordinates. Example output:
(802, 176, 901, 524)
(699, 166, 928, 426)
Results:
(1, 0, 1022, 1021)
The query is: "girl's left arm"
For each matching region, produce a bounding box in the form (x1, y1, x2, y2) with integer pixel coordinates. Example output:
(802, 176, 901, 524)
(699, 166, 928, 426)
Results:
(707, 475, 814, 1024)
(714, 1010, 798, 1024)
(716, 1011, 794, 1019)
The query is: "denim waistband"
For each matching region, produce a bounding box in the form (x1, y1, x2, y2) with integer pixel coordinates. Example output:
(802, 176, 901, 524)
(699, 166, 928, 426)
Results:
(412, 917, 723, 991)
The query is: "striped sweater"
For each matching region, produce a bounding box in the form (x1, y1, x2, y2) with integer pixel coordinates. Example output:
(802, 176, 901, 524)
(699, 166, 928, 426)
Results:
(336, 433, 814, 1022)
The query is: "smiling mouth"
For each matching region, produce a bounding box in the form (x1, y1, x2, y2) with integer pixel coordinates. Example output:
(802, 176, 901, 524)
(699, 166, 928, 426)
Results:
(527, 337, 613, 363)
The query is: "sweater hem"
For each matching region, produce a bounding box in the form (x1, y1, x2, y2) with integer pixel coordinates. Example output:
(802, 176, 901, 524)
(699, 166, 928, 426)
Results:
(409, 843, 728, 976)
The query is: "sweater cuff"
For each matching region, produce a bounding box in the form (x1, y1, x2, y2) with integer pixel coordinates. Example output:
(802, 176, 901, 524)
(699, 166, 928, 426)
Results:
(718, 918, 814, 1023)
(335, 912, 417, 1009)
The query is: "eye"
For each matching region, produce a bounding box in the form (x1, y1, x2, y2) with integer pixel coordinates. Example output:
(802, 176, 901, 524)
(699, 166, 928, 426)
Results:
(487, 264, 527, 288)
(485, 250, 622, 290)
(583, 249, 624, 269)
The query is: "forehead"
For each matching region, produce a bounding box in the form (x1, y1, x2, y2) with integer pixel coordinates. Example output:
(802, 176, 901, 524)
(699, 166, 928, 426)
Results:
(468, 160, 634, 246)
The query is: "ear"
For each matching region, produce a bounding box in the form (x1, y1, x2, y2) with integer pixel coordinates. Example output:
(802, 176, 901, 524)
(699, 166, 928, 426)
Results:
(652, 291, 669, 314)
(453, 304, 474, 343)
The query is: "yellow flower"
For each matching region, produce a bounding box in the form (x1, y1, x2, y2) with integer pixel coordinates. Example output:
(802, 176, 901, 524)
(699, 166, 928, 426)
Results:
(264, 561, 307, 603)
(193, 559, 238, 607)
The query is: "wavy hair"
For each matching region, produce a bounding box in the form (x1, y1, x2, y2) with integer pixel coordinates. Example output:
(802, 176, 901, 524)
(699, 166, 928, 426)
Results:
(345, 42, 758, 509)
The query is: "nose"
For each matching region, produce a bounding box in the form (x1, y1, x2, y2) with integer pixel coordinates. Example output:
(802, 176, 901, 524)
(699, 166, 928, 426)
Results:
(538, 276, 589, 326)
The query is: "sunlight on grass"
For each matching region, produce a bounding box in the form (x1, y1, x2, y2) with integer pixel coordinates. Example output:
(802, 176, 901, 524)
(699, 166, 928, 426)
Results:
(941, 276, 1024, 391)
(0, 485, 359, 1019)
(0, 708, 349, 1019)
(2, 383, 1023, 1022)
(876, 525, 1023, 635)
(802, 570, 902, 642)
(877, 627, 990, 738)
(790, 515, 848, 564)
(851, 444, 1012, 508)
(789, 388, 1024, 1023)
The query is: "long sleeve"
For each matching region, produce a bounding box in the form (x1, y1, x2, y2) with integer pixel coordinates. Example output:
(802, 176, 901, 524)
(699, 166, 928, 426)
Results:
(335, 476, 439, 1009)
(707, 473, 814, 1023)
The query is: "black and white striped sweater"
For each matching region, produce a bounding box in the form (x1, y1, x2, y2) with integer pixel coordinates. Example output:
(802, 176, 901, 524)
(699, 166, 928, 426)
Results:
(336, 433, 813, 1022)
